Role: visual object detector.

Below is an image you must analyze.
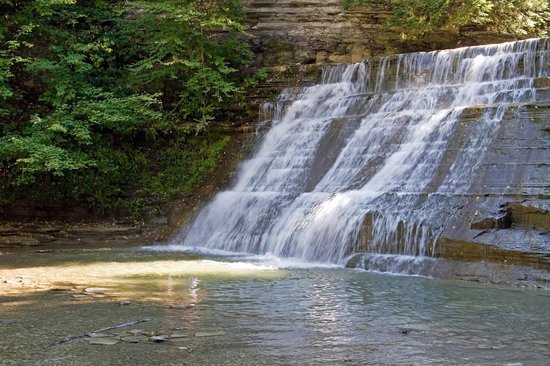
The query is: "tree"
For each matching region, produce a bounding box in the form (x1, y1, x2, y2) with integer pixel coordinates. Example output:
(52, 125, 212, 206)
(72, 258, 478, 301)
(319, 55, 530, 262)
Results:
(0, 0, 251, 211)
(125, 0, 253, 127)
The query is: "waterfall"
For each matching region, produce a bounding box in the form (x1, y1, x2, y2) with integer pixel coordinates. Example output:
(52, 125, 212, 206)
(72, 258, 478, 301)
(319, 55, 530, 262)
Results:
(175, 38, 550, 264)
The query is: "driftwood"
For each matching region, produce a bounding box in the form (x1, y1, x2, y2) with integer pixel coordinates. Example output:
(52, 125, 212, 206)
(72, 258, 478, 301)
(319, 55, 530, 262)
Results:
(48, 317, 152, 347)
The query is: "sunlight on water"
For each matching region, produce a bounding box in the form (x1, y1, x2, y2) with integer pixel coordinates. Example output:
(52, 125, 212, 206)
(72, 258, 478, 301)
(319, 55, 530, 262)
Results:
(0, 252, 282, 302)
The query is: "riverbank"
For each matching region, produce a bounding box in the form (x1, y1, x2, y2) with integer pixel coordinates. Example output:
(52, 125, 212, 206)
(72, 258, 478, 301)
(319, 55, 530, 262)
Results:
(0, 125, 256, 249)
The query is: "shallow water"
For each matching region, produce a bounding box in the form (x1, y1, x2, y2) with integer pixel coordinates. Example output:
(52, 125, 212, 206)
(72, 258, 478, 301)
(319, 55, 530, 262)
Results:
(1, 246, 549, 366)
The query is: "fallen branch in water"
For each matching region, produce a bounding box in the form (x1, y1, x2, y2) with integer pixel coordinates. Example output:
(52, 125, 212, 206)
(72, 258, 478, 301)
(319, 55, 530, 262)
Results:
(48, 317, 152, 347)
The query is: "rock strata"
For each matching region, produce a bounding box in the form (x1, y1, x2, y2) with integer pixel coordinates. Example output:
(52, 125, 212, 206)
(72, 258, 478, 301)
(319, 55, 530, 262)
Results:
(242, 0, 514, 66)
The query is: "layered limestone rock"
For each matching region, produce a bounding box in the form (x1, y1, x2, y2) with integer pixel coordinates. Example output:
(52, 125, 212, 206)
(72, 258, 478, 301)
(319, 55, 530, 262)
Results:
(242, 0, 514, 66)
(350, 90, 550, 279)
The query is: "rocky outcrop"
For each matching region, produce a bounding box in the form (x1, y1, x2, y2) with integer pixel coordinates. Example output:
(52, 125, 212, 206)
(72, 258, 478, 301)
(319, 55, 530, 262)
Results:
(242, 0, 515, 66)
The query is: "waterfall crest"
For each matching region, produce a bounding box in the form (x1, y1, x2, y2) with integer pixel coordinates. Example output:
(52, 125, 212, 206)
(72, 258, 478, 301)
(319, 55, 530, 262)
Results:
(176, 38, 550, 264)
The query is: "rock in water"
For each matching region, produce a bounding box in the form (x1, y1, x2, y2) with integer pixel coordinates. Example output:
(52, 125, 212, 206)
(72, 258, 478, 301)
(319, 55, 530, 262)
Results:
(89, 338, 119, 346)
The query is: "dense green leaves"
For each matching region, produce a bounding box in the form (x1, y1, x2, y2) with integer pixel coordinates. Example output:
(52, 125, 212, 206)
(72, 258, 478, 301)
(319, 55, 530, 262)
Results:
(126, 0, 252, 125)
(0, 0, 251, 211)
(341, 0, 550, 39)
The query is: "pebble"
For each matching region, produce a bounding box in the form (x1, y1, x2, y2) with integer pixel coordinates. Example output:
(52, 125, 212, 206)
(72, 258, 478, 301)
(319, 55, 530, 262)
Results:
(149, 335, 168, 342)
(89, 332, 111, 338)
(84, 288, 109, 294)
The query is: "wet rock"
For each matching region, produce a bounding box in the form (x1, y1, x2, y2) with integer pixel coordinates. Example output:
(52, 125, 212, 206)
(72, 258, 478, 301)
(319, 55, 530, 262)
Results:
(471, 207, 512, 230)
(534, 77, 550, 89)
(506, 202, 550, 230)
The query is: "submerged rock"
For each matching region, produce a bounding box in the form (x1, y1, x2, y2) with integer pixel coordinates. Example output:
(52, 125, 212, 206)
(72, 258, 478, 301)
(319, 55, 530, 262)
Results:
(89, 338, 119, 346)
(169, 332, 188, 339)
(120, 335, 146, 343)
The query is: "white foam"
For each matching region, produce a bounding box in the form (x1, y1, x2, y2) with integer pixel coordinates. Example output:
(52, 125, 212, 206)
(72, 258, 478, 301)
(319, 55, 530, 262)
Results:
(140, 245, 341, 270)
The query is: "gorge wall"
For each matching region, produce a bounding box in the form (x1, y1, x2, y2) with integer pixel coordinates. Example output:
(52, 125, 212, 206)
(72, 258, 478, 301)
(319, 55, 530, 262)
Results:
(236, 1, 550, 285)
(242, 0, 515, 67)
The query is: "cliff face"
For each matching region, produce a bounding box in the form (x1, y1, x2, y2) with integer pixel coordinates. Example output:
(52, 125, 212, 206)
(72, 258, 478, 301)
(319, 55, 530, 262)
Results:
(242, 0, 515, 66)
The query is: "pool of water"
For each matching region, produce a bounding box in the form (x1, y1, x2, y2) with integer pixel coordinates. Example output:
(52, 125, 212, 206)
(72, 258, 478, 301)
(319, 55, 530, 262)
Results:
(1, 246, 549, 365)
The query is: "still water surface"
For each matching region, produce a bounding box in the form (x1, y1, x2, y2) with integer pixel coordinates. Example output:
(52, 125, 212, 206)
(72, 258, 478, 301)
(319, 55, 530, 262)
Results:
(1, 246, 549, 365)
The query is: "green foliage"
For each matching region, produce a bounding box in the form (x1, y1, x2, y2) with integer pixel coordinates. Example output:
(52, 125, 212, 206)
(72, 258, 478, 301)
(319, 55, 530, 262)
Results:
(149, 135, 231, 200)
(488, 0, 550, 36)
(125, 0, 252, 125)
(341, 0, 550, 39)
(0, 0, 252, 214)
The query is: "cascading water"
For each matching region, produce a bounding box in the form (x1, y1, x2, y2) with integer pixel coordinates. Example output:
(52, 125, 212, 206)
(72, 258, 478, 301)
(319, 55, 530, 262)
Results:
(175, 38, 550, 266)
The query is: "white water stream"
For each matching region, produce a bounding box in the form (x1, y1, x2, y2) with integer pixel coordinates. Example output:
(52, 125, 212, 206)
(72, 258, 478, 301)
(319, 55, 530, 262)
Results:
(176, 38, 549, 264)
